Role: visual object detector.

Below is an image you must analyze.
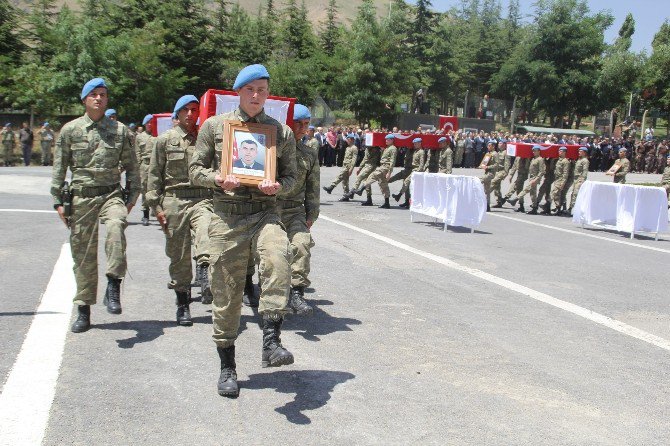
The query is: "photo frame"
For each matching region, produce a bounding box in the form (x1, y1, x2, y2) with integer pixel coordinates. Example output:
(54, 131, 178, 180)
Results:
(606, 163, 621, 175)
(478, 153, 491, 169)
(221, 120, 277, 187)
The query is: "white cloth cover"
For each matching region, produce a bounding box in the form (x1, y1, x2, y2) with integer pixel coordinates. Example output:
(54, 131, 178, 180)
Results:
(215, 95, 290, 124)
(409, 173, 487, 228)
(572, 180, 669, 234)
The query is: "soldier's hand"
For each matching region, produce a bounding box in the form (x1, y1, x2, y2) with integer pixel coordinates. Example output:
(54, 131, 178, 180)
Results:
(156, 211, 168, 233)
(306, 219, 313, 230)
(216, 174, 240, 190)
(258, 179, 281, 195)
(356, 168, 361, 175)
(126, 203, 134, 214)
(56, 206, 69, 228)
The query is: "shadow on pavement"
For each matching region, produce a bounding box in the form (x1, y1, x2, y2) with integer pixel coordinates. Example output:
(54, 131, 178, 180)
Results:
(414, 221, 492, 234)
(283, 299, 361, 342)
(582, 226, 669, 242)
(93, 316, 211, 348)
(0, 311, 64, 316)
(241, 370, 355, 425)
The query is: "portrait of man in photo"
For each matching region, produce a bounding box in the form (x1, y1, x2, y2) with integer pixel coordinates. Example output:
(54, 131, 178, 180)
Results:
(232, 132, 266, 177)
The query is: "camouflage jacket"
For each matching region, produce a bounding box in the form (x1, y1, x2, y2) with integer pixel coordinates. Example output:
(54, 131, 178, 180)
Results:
(40, 129, 54, 142)
(1, 129, 14, 143)
(359, 146, 381, 169)
(379, 145, 397, 171)
(574, 158, 589, 182)
(528, 156, 546, 181)
(50, 114, 139, 205)
(613, 158, 630, 180)
(509, 157, 530, 178)
(278, 139, 320, 222)
(553, 157, 571, 182)
(146, 126, 202, 211)
(411, 148, 426, 172)
(483, 150, 502, 174)
(135, 131, 155, 165)
(189, 107, 296, 207)
(662, 165, 670, 185)
(438, 148, 453, 174)
(342, 144, 358, 170)
(306, 136, 319, 152)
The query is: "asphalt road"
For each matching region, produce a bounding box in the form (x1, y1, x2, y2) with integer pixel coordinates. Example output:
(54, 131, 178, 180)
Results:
(1, 165, 669, 445)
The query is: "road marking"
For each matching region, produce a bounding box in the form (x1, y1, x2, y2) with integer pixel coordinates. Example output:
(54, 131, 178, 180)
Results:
(0, 244, 74, 446)
(0, 208, 56, 214)
(321, 214, 670, 353)
(488, 212, 670, 254)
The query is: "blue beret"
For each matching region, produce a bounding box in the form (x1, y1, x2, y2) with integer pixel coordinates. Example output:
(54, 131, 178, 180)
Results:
(4, 123, 10, 127)
(412, 138, 422, 143)
(578, 146, 588, 152)
(293, 104, 311, 121)
(558, 146, 567, 152)
(128, 123, 136, 129)
(308, 125, 315, 130)
(104, 109, 117, 117)
(385, 134, 395, 140)
(172, 95, 199, 119)
(43, 122, 49, 127)
(619, 147, 627, 152)
(81, 77, 107, 100)
(233, 64, 270, 90)
(346, 133, 356, 139)
(532, 145, 542, 150)
(142, 114, 153, 126)
(438, 137, 448, 143)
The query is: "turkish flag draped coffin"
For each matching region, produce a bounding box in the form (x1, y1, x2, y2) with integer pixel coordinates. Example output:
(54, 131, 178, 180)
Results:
(506, 143, 582, 160)
(150, 113, 173, 137)
(365, 132, 451, 150)
(438, 115, 459, 132)
(199, 90, 295, 127)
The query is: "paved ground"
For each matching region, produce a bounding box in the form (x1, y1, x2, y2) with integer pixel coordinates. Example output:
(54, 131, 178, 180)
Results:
(0, 165, 669, 445)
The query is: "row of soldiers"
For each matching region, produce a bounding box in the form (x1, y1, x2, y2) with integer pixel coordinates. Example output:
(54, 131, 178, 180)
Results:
(632, 141, 669, 174)
(0, 122, 55, 166)
(50, 65, 321, 398)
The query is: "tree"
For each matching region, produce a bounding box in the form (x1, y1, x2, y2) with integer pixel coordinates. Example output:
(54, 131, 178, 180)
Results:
(642, 21, 670, 116)
(320, 0, 340, 57)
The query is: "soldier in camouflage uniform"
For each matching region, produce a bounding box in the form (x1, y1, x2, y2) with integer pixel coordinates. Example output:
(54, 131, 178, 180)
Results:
(322, 134, 357, 201)
(510, 145, 545, 214)
(277, 104, 319, 316)
(135, 114, 156, 226)
(549, 147, 570, 214)
(40, 122, 55, 166)
(2, 123, 15, 166)
(50, 78, 140, 333)
(437, 137, 453, 174)
(392, 138, 425, 209)
(568, 147, 590, 216)
(351, 144, 380, 206)
(537, 157, 557, 214)
(189, 64, 296, 398)
(490, 141, 511, 208)
(480, 142, 501, 211)
(559, 156, 575, 215)
(388, 142, 413, 185)
(306, 125, 319, 153)
(146, 95, 213, 326)
(504, 157, 530, 212)
(608, 148, 630, 183)
(351, 134, 397, 209)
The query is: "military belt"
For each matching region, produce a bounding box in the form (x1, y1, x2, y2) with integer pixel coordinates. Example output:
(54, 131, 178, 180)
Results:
(165, 188, 213, 199)
(74, 183, 120, 198)
(278, 200, 303, 210)
(214, 201, 274, 215)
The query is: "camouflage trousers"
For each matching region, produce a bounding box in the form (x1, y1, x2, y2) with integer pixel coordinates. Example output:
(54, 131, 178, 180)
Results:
(455, 147, 464, 167)
(41, 141, 52, 165)
(517, 178, 541, 207)
(481, 171, 495, 205)
(363, 167, 392, 198)
(399, 170, 420, 196)
(279, 204, 315, 288)
(538, 177, 553, 203)
(504, 173, 528, 204)
(569, 179, 586, 210)
(614, 176, 626, 184)
(162, 195, 212, 292)
(139, 161, 150, 210)
(353, 164, 376, 195)
(560, 177, 574, 207)
(550, 179, 567, 206)
(490, 170, 508, 201)
(208, 208, 290, 348)
(329, 167, 352, 194)
(388, 168, 410, 184)
(3, 142, 12, 164)
(70, 190, 128, 305)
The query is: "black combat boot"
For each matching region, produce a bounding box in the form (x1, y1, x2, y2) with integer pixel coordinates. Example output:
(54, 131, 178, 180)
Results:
(71, 305, 91, 333)
(567, 207, 573, 217)
(288, 286, 313, 316)
(486, 204, 491, 212)
(515, 204, 526, 213)
(355, 187, 364, 196)
(540, 202, 551, 215)
(338, 195, 350, 202)
(507, 198, 518, 207)
(398, 200, 410, 209)
(361, 195, 373, 206)
(492, 198, 504, 208)
(175, 290, 192, 326)
(199, 263, 213, 304)
(217, 346, 239, 397)
(242, 274, 259, 308)
(103, 276, 122, 314)
(392, 192, 402, 202)
(526, 206, 538, 215)
(322, 185, 334, 194)
(379, 197, 391, 209)
(141, 208, 149, 226)
(261, 316, 294, 368)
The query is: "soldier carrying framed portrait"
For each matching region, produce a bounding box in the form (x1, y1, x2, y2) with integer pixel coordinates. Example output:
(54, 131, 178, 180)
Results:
(220, 120, 277, 187)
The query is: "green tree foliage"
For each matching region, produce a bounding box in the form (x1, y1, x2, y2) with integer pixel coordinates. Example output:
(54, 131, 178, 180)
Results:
(642, 21, 670, 113)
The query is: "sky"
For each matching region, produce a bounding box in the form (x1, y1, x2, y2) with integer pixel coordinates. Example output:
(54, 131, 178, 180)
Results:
(416, 0, 669, 53)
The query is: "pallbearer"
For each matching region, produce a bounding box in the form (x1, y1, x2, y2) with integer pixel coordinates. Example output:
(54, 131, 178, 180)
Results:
(135, 114, 156, 226)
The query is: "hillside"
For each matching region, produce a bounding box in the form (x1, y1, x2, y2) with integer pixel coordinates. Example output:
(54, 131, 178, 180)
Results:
(13, 0, 392, 24)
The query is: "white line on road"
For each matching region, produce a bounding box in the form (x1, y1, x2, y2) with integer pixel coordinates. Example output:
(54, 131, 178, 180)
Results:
(0, 244, 74, 446)
(0, 208, 56, 214)
(488, 212, 670, 254)
(321, 214, 670, 353)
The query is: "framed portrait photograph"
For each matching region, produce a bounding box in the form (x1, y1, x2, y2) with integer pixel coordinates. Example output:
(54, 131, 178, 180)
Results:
(221, 120, 277, 186)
